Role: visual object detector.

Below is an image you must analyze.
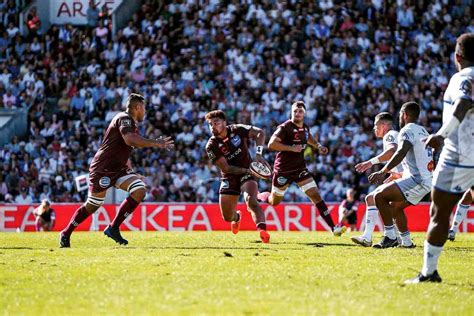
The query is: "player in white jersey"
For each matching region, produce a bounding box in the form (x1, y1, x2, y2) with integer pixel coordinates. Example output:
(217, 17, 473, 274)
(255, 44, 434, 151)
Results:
(406, 33, 474, 284)
(352, 112, 404, 247)
(369, 102, 434, 249)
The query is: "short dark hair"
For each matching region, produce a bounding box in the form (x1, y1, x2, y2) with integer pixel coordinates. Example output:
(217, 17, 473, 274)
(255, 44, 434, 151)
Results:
(292, 101, 306, 110)
(205, 110, 226, 121)
(457, 33, 474, 62)
(374, 112, 393, 124)
(126, 93, 145, 109)
(401, 101, 421, 120)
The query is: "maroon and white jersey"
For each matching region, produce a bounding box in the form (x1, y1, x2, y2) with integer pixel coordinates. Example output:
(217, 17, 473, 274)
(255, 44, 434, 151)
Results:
(206, 124, 252, 178)
(89, 112, 138, 175)
(273, 120, 309, 173)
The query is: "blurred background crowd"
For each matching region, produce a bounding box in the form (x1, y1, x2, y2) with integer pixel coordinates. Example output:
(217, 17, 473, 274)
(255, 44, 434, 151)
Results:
(0, 0, 473, 204)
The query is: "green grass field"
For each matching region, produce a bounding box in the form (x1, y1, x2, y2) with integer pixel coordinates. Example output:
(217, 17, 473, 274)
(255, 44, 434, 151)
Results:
(1, 231, 473, 315)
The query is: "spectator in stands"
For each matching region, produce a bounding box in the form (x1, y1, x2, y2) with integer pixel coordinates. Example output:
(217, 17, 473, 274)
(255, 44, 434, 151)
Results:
(26, 6, 41, 38)
(86, 1, 100, 29)
(33, 199, 55, 231)
(15, 186, 32, 204)
(1, 1, 472, 204)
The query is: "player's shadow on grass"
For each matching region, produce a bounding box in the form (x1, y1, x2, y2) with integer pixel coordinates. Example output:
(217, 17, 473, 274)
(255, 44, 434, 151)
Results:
(445, 246, 474, 253)
(0, 247, 36, 250)
(126, 246, 281, 251)
(300, 242, 357, 248)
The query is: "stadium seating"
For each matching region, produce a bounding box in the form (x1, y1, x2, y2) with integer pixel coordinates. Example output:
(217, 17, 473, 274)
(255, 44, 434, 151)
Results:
(1, 1, 473, 204)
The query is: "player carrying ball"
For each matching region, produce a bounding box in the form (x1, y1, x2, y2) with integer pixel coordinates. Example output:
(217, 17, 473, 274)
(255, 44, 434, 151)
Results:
(205, 110, 271, 243)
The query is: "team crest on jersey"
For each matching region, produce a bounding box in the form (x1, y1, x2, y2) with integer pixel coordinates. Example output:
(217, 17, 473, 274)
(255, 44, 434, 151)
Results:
(221, 145, 230, 154)
(230, 135, 241, 147)
(99, 177, 111, 188)
(207, 150, 216, 160)
(299, 170, 309, 178)
(277, 176, 287, 185)
(386, 134, 395, 142)
(121, 119, 132, 127)
(220, 180, 229, 190)
(459, 79, 472, 95)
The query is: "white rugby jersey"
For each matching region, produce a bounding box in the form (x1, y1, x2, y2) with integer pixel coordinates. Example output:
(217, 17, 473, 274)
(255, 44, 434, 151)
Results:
(382, 130, 403, 174)
(398, 123, 433, 183)
(440, 66, 474, 166)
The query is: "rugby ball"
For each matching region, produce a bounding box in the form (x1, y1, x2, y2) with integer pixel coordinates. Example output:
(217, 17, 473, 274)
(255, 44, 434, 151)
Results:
(249, 160, 272, 180)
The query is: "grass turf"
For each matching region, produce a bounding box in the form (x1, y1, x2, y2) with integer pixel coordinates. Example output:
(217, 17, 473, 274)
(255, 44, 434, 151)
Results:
(1, 231, 473, 315)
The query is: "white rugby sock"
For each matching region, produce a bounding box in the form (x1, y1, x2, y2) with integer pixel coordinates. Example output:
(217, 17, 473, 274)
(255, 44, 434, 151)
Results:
(450, 203, 469, 233)
(399, 231, 412, 246)
(362, 206, 378, 240)
(421, 240, 443, 276)
(383, 225, 396, 240)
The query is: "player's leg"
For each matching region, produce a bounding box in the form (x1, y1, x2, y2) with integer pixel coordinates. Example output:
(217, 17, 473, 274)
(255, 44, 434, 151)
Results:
(448, 189, 473, 241)
(405, 165, 474, 283)
(35, 216, 43, 231)
(218, 177, 242, 234)
(352, 193, 377, 246)
(104, 175, 147, 245)
(257, 172, 289, 206)
(297, 176, 341, 235)
(373, 181, 410, 248)
(337, 206, 346, 227)
(60, 189, 106, 247)
(241, 179, 270, 243)
(390, 201, 415, 248)
(219, 194, 240, 223)
(405, 188, 461, 283)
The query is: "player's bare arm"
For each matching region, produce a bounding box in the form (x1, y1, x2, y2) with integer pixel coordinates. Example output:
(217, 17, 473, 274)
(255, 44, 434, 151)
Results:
(307, 132, 328, 155)
(214, 156, 249, 175)
(355, 144, 397, 173)
(123, 133, 174, 150)
(268, 134, 302, 153)
(368, 140, 412, 184)
(425, 98, 473, 150)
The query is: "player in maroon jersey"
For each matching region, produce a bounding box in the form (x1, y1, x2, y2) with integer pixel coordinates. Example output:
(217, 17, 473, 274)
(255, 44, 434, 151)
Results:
(257, 101, 345, 236)
(59, 93, 174, 247)
(205, 110, 271, 243)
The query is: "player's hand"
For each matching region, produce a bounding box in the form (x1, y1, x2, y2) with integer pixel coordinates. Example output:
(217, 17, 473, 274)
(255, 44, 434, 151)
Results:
(423, 134, 444, 151)
(317, 145, 329, 155)
(383, 171, 402, 184)
(355, 161, 372, 173)
(291, 145, 303, 153)
(368, 170, 387, 185)
(156, 136, 175, 151)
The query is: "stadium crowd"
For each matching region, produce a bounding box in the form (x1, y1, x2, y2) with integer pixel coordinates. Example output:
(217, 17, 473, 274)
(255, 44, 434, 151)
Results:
(0, 0, 473, 204)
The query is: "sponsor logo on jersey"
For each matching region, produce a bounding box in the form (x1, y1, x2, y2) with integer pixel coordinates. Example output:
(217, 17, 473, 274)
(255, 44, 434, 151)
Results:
(220, 180, 229, 190)
(241, 174, 252, 183)
(298, 170, 309, 178)
(99, 177, 111, 188)
(460, 79, 472, 95)
(227, 148, 242, 160)
(454, 185, 463, 192)
(277, 176, 287, 185)
(207, 150, 216, 160)
(121, 119, 132, 127)
(230, 135, 241, 147)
